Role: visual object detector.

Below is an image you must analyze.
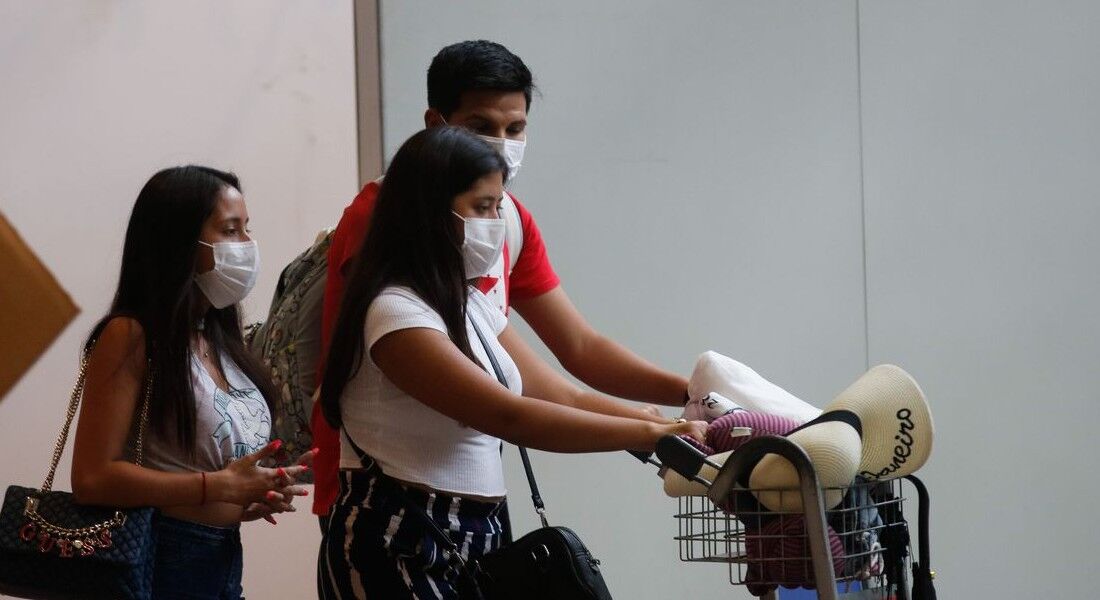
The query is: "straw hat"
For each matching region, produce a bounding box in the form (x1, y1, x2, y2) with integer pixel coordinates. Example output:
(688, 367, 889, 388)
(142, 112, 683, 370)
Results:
(747, 364, 933, 512)
(747, 417, 860, 511)
(825, 364, 933, 481)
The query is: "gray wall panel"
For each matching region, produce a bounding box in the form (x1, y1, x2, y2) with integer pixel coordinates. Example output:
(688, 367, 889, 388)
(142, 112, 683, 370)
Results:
(860, 1, 1100, 595)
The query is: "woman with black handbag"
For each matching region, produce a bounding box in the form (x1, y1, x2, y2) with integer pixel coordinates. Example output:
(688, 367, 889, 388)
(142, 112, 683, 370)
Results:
(317, 127, 708, 600)
(66, 166, 313, 598)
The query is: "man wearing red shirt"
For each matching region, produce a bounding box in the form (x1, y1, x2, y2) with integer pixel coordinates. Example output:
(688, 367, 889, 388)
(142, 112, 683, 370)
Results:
(311, 40, 689, 523)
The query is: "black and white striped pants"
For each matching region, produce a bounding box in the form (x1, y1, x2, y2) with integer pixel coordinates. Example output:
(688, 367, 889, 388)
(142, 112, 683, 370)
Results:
(318, 463, 507, 600)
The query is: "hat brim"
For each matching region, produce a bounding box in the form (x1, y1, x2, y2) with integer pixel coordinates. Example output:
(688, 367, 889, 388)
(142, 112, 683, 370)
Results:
(825, 364, 934, 480)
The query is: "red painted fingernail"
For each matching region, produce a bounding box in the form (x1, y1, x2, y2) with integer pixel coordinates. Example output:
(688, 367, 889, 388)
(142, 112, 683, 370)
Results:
(303, 489, 310, 496)
(311, 447, 320, 455)
(276, 467, 287, 478)
(300, 465, 310, 472)
(266, 491, 278, 501)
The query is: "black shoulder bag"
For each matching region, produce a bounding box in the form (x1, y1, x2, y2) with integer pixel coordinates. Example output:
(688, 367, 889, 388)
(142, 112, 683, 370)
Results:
(407, 320, 614, 600)
(0, 348, 156, 600)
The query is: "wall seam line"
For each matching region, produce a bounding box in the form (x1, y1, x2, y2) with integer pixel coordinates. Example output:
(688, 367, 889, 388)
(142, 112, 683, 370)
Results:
(856, 0, 870, 370)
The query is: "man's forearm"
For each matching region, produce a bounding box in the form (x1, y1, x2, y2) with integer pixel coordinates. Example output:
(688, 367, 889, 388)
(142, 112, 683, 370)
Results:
(567, 388, 674, 422)
(511, 287, 688, 407)
(560, 334, 687, 407)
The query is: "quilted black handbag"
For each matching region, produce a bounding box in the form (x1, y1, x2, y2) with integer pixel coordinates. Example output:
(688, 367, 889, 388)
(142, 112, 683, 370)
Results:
(0, 350, 156, 600)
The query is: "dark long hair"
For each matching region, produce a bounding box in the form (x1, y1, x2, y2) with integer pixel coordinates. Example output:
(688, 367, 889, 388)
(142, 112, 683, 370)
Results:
(87, 166, 278, 456)
(320, 127, 508, 427)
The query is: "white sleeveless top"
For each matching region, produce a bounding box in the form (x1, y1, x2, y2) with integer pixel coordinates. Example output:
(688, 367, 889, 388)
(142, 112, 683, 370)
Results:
(339, 286, 522, 498)
(142, 353, 272, 473)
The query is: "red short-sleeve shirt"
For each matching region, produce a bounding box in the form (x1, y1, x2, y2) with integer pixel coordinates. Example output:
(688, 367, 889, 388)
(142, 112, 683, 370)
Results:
(310, 180, 559, 515)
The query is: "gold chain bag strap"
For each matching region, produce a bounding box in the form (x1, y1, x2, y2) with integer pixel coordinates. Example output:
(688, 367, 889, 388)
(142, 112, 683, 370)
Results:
(25, 351, 153, 551)
(0, 346, 158, 600)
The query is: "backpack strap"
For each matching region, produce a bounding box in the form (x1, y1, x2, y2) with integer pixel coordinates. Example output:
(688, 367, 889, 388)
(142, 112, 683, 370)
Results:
(501, 192, 524, 272)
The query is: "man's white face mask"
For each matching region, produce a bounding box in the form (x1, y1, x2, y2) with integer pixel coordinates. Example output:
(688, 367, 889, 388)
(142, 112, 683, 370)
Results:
(437, 114, 526, 184)
(475, 134, 525, 184)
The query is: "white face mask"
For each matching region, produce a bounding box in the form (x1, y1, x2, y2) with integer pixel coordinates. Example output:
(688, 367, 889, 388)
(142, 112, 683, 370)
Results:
(194, 240, 260, 309)
(436, 115, 527, 183)
(477, 134, 525, 184)
(452, 211, 505, 279)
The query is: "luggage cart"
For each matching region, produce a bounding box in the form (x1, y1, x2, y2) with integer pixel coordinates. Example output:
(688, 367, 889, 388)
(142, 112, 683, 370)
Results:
(647, 436, 935, 600)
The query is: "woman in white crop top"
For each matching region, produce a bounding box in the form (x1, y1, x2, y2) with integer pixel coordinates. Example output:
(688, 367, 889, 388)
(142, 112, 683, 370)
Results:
(317, 127, 707, 599)
(70, 167, 314, 599)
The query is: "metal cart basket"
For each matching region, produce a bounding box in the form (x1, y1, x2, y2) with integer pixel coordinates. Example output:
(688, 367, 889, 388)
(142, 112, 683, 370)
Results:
(650, 435, 935, 600)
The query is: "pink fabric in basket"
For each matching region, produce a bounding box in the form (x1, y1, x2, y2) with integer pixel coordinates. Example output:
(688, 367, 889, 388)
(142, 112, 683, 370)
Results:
(676, 434, 715, 456)
(705, 411, 801, 453)
(744, 515, 846, 594)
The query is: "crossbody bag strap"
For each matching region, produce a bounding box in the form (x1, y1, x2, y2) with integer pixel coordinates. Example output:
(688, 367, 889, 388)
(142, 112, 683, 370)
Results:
(399, 494, 487, 600)
(340, 426, 373, 472)
(468, 316, 550, 527)
(341, 426, 487, 598)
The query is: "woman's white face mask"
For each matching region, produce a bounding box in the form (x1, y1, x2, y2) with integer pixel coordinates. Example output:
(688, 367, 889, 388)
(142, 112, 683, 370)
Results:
(195, 240, 260, 308)
(452, 212, 505, 279)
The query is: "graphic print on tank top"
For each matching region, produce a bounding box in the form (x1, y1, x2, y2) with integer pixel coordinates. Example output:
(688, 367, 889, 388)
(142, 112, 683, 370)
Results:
(211, 386, 271, 461)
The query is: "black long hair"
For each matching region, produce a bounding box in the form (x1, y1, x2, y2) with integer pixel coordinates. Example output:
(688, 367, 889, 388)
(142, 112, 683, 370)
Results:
(320, 127, 508, 427)
(87, 166, 278, 457)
